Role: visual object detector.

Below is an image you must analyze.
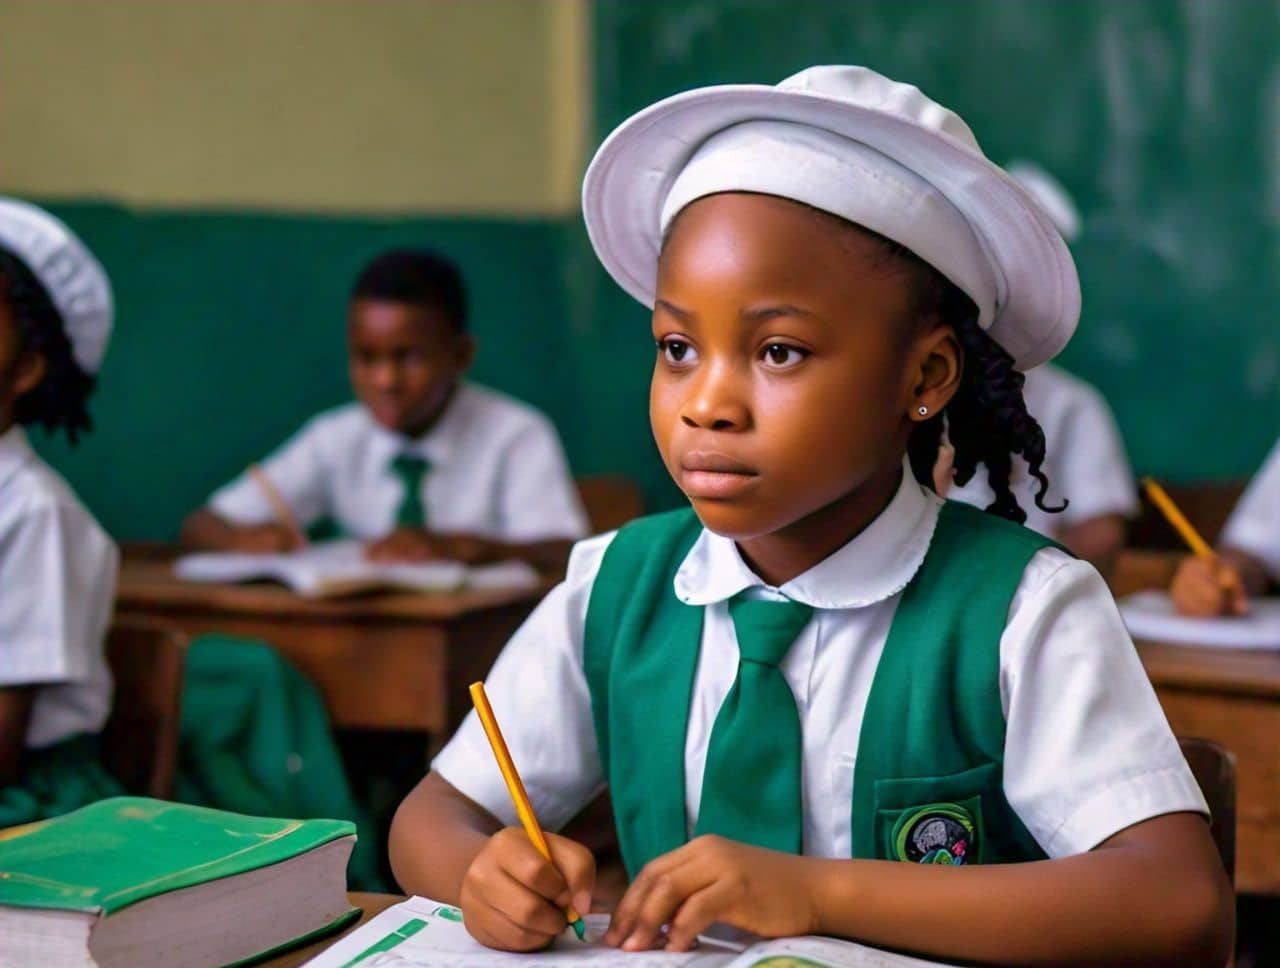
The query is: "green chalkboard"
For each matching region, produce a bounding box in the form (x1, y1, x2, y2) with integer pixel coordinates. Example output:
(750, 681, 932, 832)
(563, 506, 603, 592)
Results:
(586, 0, 1280, 485)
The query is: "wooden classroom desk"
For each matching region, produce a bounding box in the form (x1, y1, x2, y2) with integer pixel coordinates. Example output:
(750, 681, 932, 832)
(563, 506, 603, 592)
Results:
(266, 893, 404, 968)
(1136, 638, 1280, 895)
(115, 553, 554, 734)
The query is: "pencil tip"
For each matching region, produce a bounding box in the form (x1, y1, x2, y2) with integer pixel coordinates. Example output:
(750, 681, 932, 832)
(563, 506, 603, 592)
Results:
(571, 918, 586, 941)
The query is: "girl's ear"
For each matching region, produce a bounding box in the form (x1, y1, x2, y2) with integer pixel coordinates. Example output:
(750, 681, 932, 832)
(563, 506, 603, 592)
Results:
(907, 325, 962, 422)
(12, 351, 46, 399)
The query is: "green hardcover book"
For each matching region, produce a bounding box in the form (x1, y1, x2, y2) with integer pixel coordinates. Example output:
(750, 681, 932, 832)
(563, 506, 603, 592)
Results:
(0, 797, 359, 967)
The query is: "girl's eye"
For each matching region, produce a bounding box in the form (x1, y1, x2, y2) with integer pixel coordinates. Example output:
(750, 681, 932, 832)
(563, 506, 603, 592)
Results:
(657, 338, 697, 364)
(761, 343, 808, 368)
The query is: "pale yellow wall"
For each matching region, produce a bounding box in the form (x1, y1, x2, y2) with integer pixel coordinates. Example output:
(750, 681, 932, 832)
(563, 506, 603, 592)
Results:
(0, 0, 588, 215)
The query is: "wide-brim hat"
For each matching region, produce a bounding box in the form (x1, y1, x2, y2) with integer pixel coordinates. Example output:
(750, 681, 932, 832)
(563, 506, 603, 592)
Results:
(0, 197, 113, 375)
(582, 66, 1079, 371)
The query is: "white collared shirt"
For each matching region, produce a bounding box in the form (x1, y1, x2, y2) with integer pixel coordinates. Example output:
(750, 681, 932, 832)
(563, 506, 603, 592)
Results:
(434, 466, 1205, 859)
(947, 364, 1138, 538)
(0, 426, 119, 749)
(1221, 437, 1280, 581)
(210, 383, 590, 543)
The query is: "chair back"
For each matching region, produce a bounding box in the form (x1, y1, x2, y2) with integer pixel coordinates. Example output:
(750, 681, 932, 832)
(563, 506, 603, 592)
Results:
(1179, 736, 1236, 885)
(100, 619, 188, 798)
(576, 474, 645, 534)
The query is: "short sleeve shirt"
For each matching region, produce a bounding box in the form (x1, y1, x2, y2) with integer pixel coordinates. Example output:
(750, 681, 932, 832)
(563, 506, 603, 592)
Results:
(210, 383, 590, 543)
(434, 466, 1204, 859)
(1220, 437, 1280, 581)
(0, 426, 119, 749)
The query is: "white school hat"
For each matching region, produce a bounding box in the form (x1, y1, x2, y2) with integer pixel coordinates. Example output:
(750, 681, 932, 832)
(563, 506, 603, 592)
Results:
(0, 197, 113, 374)
(582, 65, 1080, 371)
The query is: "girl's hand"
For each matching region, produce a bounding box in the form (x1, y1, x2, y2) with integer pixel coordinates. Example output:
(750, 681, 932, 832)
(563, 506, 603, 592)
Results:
(604, 835, 820, 952)
(459, 827, 595, 952)
(1170, 555, 1247, 616)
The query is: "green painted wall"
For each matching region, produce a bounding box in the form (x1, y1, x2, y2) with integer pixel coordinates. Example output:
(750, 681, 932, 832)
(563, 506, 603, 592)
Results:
(585, 0, 1280, 487)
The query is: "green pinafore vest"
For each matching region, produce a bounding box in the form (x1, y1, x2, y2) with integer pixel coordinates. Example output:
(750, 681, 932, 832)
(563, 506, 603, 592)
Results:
(583, 500, 1056, 876)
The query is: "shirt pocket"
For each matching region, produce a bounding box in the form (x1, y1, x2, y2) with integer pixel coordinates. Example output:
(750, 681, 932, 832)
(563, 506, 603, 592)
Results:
(872, 762, 1000, 865)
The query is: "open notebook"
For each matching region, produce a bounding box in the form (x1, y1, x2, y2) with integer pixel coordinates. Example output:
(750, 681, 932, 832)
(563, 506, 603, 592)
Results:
(1119, 590, 1280, 649)
(174, 540, 541, 599)
(302, 896, 958, 968)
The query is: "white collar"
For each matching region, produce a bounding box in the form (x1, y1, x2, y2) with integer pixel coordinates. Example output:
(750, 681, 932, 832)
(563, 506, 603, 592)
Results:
(363, 383, 467, 469)
(0, 425, 35, 491)
(673, 460, 941, 610)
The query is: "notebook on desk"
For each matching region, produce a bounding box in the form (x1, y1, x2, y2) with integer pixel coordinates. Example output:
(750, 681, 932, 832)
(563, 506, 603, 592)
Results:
(1119, 590, 1280, 649)
(173, 540, 541, 599)
(302, 895, 959, 967)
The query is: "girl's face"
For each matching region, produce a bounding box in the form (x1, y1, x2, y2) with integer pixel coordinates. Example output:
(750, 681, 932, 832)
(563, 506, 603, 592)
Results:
(651, 192, 953, 552)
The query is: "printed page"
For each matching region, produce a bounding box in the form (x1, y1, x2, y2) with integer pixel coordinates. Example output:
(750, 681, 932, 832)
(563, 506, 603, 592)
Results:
(1119, 590, 1280, 649)
(300, 896, 737, 967)
(725, 935, 959, 968)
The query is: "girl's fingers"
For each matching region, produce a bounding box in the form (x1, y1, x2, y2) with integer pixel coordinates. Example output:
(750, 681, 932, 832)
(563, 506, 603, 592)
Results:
(545, 832, 596, 916)
(465, 890, 560, 952)
(663, 878, 737, 951)
(485, 865, 569, 938)
(613, 861, 714, 952)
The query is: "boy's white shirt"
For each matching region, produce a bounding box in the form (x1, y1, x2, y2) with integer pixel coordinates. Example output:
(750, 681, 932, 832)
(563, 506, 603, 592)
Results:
(210, 382, 590, 543)
(435, 465, 1205, 860)
(946, 364, 1138, 538)
(0, 426, 118, 749)
(1220, 436, 1280, 581)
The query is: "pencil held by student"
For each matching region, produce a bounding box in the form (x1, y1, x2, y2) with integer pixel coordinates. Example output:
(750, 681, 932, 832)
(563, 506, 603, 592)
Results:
(468, 681, 586, 941)
(388, 66, 1232, 967)
(1147, 476, 1260, 617)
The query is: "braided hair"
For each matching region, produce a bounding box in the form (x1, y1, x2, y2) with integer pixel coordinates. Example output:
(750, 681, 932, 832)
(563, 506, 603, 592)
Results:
(851, 225, 1063, 524)
(0, 246, 96, 443)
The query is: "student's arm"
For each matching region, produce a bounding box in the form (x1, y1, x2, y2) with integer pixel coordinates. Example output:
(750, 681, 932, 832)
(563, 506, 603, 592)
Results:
(388, 539, 609, 950)
(179, 507, 302, 553)
(1057, 513, 1127, 580)
(390, 771, 595, 952)
(606, 813, 1231, 967)
(180, 417, 332, 552)
(0, 686, 34, 785)
(1174, 438, 1280, 614)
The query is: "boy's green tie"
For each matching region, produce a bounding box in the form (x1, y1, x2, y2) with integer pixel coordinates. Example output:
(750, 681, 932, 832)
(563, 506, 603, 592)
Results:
(390, 453, 430, 528)
(694, 594, 812, 854)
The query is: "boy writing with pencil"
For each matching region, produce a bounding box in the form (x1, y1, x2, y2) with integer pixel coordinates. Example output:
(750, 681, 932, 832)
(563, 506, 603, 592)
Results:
(389, 67, 1230, 966)
(181, 249, 589, 571)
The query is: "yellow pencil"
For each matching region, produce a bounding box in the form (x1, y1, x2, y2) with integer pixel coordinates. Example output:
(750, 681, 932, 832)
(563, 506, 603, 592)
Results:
(1140, 477, 1214, 560)
(249, 464, 306, 547)
(468, 681, 586, 941)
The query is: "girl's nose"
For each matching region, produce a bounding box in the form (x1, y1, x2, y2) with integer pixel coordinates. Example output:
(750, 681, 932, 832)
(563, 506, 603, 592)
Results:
(680, 363, 750, 431)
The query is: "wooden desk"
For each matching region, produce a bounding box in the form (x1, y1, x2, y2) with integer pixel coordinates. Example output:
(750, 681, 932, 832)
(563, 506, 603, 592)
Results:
(1137, 639, 1280, 895)
(265, 893, 404, 968)
(115, 556, 553, 734)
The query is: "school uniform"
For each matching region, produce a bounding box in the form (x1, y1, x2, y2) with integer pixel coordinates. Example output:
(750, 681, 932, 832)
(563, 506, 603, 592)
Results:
(209, 383, 590, 542)
(0, 425, 121, 825)
(947, 364, 1139, 537)
(0, 198, 116, 827)
(1220, 437, 1280, 581)
(435, 467, 1205, 873)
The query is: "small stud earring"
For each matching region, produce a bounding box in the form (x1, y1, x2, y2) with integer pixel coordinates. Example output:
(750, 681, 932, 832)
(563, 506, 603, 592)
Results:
(917, 406, 929, 417)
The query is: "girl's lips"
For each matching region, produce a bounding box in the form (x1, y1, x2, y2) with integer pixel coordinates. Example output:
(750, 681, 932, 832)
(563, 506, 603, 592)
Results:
(680, 467, 759, 499)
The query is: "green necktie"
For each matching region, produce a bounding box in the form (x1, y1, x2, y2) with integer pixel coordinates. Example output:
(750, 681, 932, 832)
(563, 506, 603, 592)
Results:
(390, 453, 430, 528)
(694, 595, 812, 854)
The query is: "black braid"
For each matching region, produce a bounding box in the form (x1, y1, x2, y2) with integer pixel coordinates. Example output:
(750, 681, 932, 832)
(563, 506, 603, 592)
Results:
(803, 207, 1063, 524)
(0, 246, 96, 443)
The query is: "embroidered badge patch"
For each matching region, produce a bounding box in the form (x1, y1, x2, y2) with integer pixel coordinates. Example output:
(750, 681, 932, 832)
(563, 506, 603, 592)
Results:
(894, 803, 976, 865)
